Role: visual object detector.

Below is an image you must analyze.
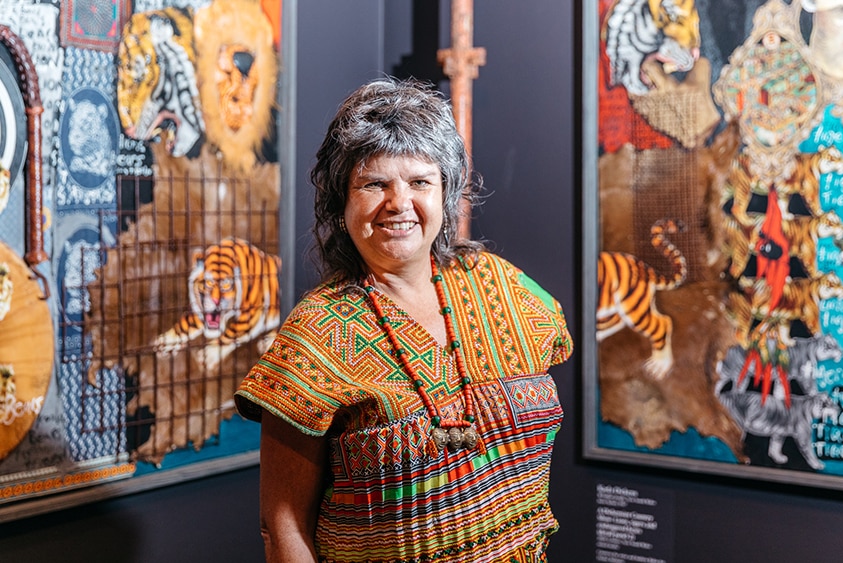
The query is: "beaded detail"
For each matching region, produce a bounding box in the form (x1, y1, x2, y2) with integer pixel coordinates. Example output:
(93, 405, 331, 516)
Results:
(364, 256, 479, 452)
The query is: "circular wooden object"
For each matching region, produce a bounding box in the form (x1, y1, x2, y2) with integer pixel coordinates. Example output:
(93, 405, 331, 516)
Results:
(0, 241, 53, 460)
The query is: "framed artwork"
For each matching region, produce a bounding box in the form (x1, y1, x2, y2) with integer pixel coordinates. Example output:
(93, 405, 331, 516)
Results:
(0, 0, 296, 521)
(582, 0, 843, 489)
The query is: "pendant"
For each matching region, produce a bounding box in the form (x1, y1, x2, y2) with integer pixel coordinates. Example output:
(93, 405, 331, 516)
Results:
(462, 426, 479, 450)
(447, 427, 464, 452)
(430, 425, 480, 452)
(431, 427, 449, 451)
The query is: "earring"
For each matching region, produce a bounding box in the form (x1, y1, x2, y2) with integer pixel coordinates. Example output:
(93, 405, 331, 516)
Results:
(338, 216, 347, 233)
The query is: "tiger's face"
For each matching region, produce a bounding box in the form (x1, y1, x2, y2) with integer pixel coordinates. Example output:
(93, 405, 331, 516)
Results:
(817, 146, 843, 175)
(817, 272, 843, 300)
(188, 246, 242, 340)
(649, 0, 700, 51)
(648, 0, 700, 74)
(117, 8, 204, 157)
(604, 0, 701, 94)
(817, 210, 843, 241)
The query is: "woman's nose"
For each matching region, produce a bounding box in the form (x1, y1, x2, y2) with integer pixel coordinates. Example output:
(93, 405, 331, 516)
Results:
(386, 184, 412, 212)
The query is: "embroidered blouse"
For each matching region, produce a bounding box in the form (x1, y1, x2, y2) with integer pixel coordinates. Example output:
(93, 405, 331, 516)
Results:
(236, 252, 573, 562)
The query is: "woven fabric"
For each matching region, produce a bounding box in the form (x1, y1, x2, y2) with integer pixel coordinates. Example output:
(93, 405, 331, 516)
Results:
(236, 252, 572, 562)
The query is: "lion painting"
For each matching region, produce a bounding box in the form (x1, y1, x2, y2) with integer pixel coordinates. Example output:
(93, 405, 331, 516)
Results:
(194, 0, 278, 172)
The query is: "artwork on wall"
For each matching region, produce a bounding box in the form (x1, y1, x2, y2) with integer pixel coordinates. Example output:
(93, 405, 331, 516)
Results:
(0, 0, 295, 521)
(582, 0, 843, 489)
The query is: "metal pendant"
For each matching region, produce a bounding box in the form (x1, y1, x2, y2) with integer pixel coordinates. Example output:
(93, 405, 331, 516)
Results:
(447, 427, 464, 452)
(462, 426, 479, 451)
(431, 427, 449, 451)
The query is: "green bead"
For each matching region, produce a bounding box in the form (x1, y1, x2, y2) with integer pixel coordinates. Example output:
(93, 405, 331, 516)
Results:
(431, 416, 441, 426)
(414, 380, 424, 389)
(396, 348, 406, 357)
(441, 306, 452, 315)
(379, 316, 389, 325)
(462, 377, 471, 385)
(364, 285, 374, 293)
(451, 340, 461, 350)
(431, 274, 443, 283)
(464, 414, 475, 423)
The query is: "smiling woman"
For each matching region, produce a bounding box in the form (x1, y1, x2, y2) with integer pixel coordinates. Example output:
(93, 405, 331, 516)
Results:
(345, 154, 443, 284)
(235, 77, 573, 562)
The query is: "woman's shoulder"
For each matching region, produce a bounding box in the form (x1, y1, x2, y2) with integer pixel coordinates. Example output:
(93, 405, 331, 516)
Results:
(455, 251, 562, 312)
(451, 250, 523, 282)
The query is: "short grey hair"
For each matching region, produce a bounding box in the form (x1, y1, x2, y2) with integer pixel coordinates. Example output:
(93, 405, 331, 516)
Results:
(310, 77, 483, 283)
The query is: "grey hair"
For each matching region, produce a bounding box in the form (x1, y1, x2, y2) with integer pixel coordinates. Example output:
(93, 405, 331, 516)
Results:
(310, 77, 484, 283)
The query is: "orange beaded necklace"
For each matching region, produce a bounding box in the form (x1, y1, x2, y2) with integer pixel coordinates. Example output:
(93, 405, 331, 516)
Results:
(364, 256, 479, 453)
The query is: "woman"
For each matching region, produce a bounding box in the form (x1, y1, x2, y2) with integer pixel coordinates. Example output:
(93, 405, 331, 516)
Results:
(235, 77, 573, 562)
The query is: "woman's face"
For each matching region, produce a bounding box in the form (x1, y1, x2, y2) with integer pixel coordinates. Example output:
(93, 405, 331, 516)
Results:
(345, 153, 444, 276)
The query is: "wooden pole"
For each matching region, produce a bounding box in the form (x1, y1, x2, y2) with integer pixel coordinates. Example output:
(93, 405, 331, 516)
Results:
(438, 0, 485, 240)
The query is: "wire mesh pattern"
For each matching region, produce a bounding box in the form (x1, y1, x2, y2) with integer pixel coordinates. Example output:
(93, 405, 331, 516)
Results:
(61, 158, 280, 464)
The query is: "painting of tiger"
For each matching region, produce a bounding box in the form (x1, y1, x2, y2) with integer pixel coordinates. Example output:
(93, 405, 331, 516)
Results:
(726, 146, 843, 226)
(153, 237, 281, 372)
(597, 218, 687, 378)
(117, 7, 204, 158)
(717, 390, 839, 470)
(730, 272, 843, 347)
(603, 0, 701, 95)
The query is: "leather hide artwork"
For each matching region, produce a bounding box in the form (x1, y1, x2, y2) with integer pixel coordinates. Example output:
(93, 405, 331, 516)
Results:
(597, 0, 843, 473)
(87, 0, 282, 464)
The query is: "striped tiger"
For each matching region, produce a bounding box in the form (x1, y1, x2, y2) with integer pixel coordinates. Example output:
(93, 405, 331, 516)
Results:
(153, 238, 281, 371)
(732, 272, 843, 348)
(602, 0, 700, 95)
(597, 219, 687, 379)
(117, 7, 204, 157)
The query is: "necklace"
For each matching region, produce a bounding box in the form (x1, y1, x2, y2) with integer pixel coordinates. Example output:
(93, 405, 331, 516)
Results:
(364, 256, 480, 453)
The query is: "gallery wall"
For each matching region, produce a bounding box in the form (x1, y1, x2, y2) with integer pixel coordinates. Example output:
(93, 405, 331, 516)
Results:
(4, 1, 843, 562)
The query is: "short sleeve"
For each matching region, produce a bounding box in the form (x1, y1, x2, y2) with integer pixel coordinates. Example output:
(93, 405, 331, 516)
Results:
(516, 269, 574, 366)
(234, 287, 375, 436)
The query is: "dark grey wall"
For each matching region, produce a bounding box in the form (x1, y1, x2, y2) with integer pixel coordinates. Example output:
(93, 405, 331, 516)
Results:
(5, 1, 843, 562)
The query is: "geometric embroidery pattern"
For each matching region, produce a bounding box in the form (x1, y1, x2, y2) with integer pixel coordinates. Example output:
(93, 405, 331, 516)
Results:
(502, 374, 563, 428)
(235, 252, 573, 562)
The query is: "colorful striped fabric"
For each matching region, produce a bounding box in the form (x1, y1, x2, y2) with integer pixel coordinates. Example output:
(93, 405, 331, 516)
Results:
(236, 252, 573, 562)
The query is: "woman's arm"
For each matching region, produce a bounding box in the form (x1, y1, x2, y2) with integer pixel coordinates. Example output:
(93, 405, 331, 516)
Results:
(259, 410, 327, 562)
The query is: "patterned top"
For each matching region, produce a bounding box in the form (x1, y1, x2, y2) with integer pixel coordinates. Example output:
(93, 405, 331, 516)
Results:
(236, 252, 573, 563)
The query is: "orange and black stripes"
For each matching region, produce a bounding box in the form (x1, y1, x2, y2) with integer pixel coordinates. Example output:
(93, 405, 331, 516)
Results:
(596, 219, 686, 352)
